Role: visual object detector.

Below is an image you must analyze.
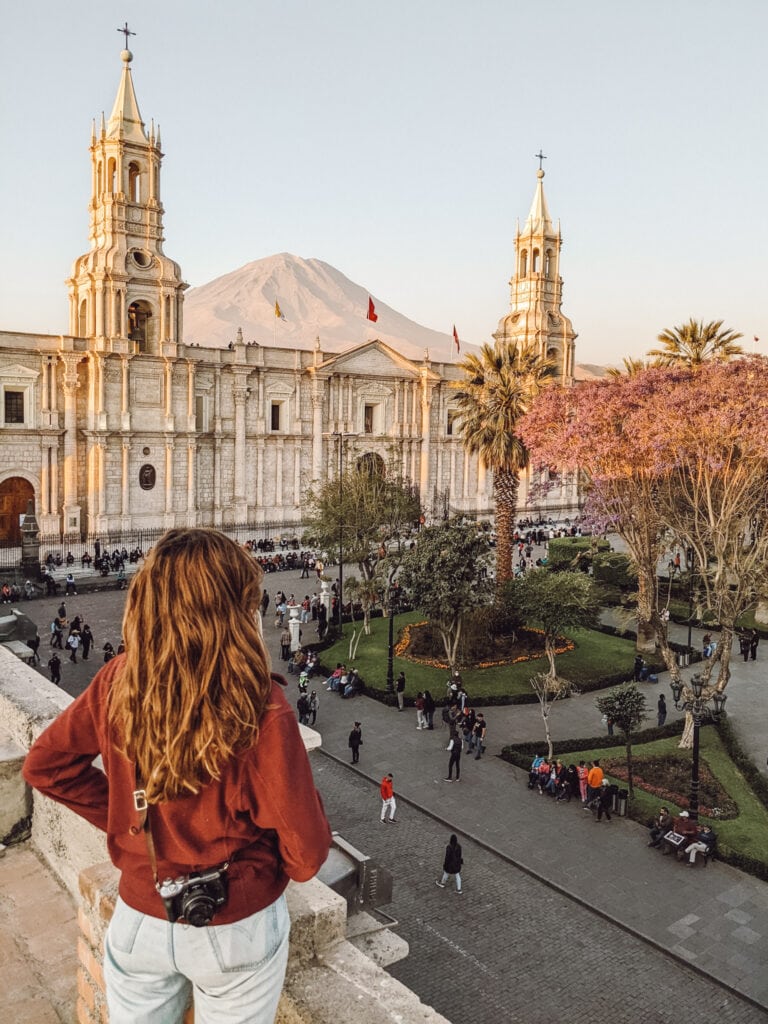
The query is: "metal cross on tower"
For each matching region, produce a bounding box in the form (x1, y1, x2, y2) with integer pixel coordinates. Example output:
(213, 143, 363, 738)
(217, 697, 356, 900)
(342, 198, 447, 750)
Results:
(535, 150, 547, 171)
(117, 22, 136, 48)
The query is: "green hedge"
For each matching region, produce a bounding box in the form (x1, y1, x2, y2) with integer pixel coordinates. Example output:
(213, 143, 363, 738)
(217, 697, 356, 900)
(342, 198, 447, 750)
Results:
(547, 536, 610, 572)
(500, 719, 686, 765)
(716, 716, 768, 810)
(592, 551, 637, 588)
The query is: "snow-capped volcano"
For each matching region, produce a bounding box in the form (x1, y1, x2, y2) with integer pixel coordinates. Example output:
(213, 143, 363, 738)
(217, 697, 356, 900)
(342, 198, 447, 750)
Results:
(183, 254, 458, 362)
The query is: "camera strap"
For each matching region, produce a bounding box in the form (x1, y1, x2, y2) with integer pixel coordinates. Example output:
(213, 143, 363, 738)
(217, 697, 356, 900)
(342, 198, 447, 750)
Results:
(130, 768, 231, 890)
(131, 778, 162, 887)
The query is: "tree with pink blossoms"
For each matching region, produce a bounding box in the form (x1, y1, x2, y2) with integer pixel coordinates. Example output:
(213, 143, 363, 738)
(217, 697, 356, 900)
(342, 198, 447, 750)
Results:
(520, 357, 768, 746)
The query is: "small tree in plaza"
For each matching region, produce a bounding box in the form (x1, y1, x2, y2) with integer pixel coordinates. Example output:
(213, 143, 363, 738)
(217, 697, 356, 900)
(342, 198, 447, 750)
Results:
(398, 519, 493, 675)
(513, 570, 600, 679)
(302, 455, 421, 585)
(595, 684, 648, 797)
(529, 671, 570, 761)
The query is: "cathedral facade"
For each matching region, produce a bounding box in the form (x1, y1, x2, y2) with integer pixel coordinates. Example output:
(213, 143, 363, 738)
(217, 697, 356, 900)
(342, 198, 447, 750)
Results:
(0, 48, 579, 548)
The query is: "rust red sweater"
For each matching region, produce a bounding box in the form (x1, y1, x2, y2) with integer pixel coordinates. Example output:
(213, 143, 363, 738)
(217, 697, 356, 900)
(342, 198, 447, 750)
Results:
(22, 657, 332, 924)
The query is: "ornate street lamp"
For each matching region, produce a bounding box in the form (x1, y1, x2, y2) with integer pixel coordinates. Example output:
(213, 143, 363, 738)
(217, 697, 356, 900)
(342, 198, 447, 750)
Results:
(385, 578, 399, 698)
(671, 672, 727, 822)
(332, 432, 346, 636)
(685, 547, 695, 656)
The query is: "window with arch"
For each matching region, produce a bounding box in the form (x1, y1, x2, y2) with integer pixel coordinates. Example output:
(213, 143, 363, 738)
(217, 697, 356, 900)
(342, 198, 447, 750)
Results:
(164, 296, 171, 339)
(78, 299, 88, 337)
(520, 249, 528, 277)
(107, 158, 116, 193)
(128, 300, 153, 353)
(128, 162, 141, 202)
(97, 161, 103, 196)
(545, 249, 553, 278)
(532, 248, 540, 273)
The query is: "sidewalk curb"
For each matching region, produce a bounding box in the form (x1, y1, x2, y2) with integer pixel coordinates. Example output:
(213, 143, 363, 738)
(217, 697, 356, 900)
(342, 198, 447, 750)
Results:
(316, 746, 768, 1016)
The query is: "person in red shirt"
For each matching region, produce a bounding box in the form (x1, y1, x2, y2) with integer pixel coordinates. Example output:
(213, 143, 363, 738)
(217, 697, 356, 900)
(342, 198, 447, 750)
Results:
(23, 528, 332, 1024)
(380, 773, 397, 823)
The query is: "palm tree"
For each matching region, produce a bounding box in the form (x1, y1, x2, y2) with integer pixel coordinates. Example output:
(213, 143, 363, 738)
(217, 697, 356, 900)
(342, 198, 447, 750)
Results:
(453, 342, 554, 583)
(647, 319, 743, 367)
(606, 356, 652, 378)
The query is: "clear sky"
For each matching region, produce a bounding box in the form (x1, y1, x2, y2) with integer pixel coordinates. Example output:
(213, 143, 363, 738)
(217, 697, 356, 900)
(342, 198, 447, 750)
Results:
(2, 0, 766, 364)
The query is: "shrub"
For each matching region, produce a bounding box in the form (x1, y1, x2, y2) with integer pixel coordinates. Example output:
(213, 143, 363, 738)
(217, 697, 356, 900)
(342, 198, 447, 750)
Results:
(592, 551, 637, 588)
(547, 536, 610, 572)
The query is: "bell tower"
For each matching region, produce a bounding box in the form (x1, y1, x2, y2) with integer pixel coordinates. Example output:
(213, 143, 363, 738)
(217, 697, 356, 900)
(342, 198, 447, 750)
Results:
(493, 164, 576, 383)
(67, 45, 187, 355)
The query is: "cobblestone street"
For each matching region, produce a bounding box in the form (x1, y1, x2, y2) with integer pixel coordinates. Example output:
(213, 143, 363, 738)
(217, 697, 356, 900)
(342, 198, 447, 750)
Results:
(313, 755, 768, 1024)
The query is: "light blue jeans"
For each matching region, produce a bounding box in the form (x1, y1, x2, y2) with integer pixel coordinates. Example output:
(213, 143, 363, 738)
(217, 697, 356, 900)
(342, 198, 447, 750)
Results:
(440, 870, 462, 891)
(104, 893, 290, 1024)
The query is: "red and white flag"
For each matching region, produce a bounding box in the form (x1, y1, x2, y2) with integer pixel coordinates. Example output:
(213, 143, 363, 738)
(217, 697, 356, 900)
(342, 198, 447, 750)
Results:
(453, 325, 460, 354)
(367, 297, 378, 323)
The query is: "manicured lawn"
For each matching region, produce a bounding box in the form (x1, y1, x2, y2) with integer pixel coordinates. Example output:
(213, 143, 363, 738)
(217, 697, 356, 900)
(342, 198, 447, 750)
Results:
(555, 726, 768, 871)
(321, 611, 638, 700)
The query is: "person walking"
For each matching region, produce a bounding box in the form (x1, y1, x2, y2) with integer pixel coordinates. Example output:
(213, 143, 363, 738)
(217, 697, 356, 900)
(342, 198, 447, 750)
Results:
(48, 652, 61, 685)
(750, 629, 760, 661)
(657, 694, 667, 728)
(472, 712, 486, 760)
(595, 780, 613, 822)
(50, 617, 64, 649)
(415, 692, 427, 730)
(395, 671, 406, 712)
(380, 773, 397, 823)
(308, 690, 319, 726)
(423, 690, 435, 729)
(348, 722, 362, 764)
(739, 632, 750, 662)
(280, 627, 291, 661)
(80, 624, 94, 661)
(435, 834, 463, 894)
(27, 632, 41, 665)
(66, 629, 81, 664)
(444, 731, 462, 782)
(23, 527, 332, 1024)
(585, 760, 604, 809)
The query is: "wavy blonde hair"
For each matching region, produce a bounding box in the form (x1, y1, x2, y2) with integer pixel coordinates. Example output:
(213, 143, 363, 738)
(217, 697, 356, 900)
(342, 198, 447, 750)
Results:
(109, 528, 272, 803)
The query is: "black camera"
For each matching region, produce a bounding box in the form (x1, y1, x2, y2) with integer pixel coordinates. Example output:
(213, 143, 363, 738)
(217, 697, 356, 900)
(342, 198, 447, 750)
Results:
(157, 867, 229, 927)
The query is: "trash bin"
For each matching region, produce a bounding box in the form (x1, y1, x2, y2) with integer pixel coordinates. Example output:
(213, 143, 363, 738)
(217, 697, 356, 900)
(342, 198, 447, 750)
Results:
(609, 782, 619, 812)
(617, 789, 629, 816)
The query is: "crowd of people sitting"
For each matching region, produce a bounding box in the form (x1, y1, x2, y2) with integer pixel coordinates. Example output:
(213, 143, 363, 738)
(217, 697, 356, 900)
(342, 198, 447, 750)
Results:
(527, 753, 717, 862)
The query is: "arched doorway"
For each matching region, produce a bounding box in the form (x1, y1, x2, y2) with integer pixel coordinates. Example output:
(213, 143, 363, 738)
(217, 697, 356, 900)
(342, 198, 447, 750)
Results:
(0, 478, 34, 546)
(356, 452, 385, 478)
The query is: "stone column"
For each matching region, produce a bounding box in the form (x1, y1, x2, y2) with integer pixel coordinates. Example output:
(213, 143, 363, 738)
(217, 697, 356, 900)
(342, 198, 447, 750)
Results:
(187, 440, 197, 526)
(232, 372, 249, 521)
(288, 603, 301, 652)
(164, 441, 175, 522)
(121, 439, 131, 520)
(120, 356, 131, 430)
(59, 353, 82, 537)
(311, 389, 324, 484)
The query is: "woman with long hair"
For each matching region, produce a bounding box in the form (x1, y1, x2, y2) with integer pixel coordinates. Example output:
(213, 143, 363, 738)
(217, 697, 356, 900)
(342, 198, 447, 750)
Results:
(24, 528, 332, 1024)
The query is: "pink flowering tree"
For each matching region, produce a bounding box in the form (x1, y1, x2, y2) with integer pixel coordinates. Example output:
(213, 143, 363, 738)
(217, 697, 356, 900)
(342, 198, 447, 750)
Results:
(520, 357, 768, 747)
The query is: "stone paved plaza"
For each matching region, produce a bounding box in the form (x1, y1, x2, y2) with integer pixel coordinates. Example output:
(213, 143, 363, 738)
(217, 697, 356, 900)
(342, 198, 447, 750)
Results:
(7, 562, 768, 1021)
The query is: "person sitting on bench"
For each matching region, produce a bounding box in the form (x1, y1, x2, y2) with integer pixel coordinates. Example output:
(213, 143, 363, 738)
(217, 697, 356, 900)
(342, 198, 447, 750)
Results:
(685, 826, 716, 866)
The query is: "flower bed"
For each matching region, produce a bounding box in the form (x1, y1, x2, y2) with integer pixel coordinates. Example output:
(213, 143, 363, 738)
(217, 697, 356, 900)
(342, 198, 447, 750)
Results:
(395, 621, 574, 670)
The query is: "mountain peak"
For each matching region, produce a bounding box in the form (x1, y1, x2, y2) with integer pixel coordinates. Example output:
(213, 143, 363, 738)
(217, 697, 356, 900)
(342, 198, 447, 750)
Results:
(183, 254, 455, 360)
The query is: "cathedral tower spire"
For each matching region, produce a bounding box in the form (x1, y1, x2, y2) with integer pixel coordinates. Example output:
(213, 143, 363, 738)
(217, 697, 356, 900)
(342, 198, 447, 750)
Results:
(67, 45, 186, 355)
(493, 165, 576, 383)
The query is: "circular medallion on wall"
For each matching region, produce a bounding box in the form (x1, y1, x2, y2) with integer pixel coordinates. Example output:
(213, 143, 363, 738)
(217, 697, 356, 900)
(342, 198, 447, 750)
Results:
(139, 464, 156, 490)
(142, 446, 151, 456)
(129, 208, 142, 222)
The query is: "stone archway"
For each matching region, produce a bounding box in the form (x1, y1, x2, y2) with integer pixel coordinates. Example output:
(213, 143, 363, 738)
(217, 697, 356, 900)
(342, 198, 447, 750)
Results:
(0, 477, 34, 545)
(357, 452, 386, 478)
